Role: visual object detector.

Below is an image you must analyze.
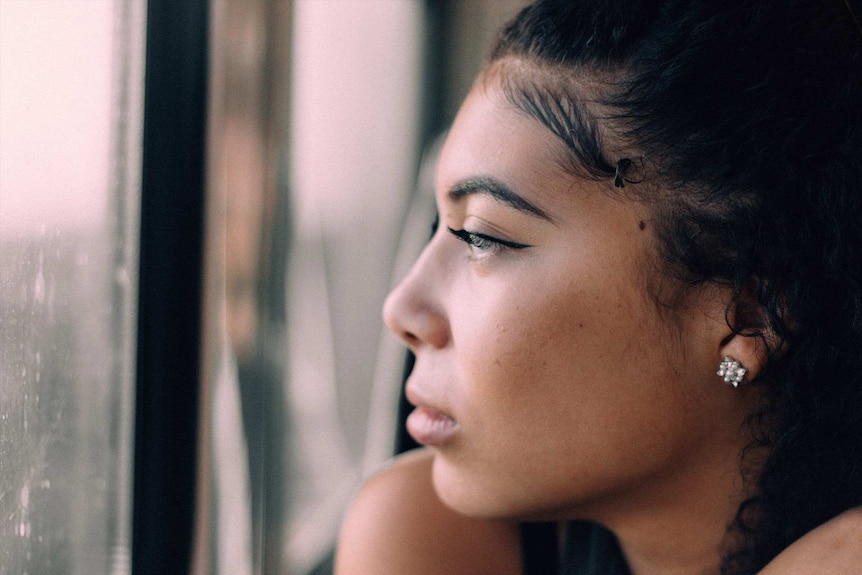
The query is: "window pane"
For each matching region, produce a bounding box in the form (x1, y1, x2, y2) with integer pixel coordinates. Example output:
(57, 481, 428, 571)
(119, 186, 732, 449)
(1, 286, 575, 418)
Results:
(0, 1, 145, 573)
(201, 1, 292, 572)
(283, 2, 424, 572)
(200, 2, 530, 574)
(201, 1, 424, 573)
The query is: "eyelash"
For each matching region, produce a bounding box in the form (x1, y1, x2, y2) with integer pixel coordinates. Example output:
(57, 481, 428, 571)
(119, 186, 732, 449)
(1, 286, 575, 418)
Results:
(446, 226, 530, 254)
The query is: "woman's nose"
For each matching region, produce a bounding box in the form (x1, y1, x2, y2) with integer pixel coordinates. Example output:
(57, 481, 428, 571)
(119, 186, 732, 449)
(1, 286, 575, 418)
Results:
(382, 248, 450, 351)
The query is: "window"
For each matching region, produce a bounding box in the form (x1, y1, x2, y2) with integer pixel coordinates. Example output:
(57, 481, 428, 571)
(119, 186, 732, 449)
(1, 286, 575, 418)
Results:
(0, 2, 527, 574)
(0, 1, 145, 572)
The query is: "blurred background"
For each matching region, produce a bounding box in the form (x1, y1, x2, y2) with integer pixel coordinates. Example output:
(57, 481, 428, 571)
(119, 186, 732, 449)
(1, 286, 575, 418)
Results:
(0, 1, 528, 573)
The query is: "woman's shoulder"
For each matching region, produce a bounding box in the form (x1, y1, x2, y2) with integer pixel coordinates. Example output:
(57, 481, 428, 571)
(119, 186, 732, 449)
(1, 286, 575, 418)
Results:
(334, 448, 522, 575)
(758, 507, 862, 574)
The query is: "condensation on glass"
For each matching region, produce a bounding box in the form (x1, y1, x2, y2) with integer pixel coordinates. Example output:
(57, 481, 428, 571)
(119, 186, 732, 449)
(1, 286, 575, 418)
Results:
(0, 1, 145, 573)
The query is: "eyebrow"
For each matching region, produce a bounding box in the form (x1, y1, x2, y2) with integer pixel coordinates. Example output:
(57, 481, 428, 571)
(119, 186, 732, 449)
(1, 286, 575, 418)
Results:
(447, 176, 551, 221)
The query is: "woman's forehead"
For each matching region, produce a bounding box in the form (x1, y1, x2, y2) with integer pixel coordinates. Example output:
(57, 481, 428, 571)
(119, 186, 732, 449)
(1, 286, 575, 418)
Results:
(436, 81, 578, 206)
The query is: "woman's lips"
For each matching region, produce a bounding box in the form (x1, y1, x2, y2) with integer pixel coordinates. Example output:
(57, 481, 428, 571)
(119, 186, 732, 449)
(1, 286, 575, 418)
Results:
(406, 405, 459, 446)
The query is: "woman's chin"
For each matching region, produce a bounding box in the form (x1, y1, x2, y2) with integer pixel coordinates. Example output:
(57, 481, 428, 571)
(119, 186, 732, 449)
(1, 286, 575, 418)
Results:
(428, 453, 529, 520)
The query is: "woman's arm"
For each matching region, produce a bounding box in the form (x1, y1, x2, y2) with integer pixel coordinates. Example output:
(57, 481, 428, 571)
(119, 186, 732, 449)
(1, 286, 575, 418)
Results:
(758, 507, 862, 574)
(334, 448, 522, 575)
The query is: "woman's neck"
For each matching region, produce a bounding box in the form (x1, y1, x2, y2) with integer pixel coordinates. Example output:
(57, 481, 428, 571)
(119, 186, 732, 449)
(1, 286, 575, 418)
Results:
(597, 439, 760, 575)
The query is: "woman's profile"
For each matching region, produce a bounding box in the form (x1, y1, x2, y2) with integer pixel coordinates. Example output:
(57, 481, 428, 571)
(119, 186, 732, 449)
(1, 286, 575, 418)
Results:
(336, 0, 862, 573)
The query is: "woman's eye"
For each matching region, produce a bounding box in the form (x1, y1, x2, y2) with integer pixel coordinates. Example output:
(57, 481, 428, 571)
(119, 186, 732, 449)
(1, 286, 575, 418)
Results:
(446, 226, 529, 256)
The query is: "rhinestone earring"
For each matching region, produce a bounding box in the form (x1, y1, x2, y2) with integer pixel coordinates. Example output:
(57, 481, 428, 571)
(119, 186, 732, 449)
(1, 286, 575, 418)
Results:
(717, 356, 747, 388)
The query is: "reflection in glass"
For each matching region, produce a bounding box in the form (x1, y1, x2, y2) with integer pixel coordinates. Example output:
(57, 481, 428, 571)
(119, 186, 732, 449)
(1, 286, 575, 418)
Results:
(201, 2, 529, 573)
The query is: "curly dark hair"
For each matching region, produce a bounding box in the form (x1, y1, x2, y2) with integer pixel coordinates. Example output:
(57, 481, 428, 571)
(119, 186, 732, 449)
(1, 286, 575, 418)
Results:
(490, 0, 862, 573)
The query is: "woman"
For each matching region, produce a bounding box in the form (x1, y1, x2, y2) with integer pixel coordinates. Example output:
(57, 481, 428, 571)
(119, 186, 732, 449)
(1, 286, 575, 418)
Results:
(336, 0, 862, 573)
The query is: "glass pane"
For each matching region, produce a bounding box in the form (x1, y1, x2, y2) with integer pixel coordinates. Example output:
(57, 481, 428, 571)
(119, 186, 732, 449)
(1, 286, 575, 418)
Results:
(201, 1, 424, 573)
(283, 2, 424, 572)
(200, 2, 531, 574)
(0, 1, 145, 573)
(199, 1, 292, 573)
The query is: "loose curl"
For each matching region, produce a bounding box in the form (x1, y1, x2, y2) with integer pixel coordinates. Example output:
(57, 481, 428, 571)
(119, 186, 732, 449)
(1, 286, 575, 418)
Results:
(491, 0, 862, 573)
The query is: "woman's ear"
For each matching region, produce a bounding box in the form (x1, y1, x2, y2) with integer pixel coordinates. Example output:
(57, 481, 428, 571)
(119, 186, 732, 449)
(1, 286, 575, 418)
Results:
(719, 331, 766, 384)
(717, 285, 784, 384)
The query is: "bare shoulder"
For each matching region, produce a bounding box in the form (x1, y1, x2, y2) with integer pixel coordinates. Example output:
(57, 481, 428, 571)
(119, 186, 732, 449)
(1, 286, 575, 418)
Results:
(759, 507, 862, 574)
(334, 448, 522, 575)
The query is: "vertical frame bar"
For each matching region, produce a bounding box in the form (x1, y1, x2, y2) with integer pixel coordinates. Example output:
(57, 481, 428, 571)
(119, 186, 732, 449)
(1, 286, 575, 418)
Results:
(133, 0, 209, 572)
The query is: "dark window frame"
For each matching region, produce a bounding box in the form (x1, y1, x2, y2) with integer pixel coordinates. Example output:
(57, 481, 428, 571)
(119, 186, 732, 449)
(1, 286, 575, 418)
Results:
(132, 0, 210, 572)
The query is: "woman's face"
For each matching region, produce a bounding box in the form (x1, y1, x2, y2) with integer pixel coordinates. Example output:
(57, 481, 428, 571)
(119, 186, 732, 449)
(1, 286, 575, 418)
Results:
(384, 76, 752, 523)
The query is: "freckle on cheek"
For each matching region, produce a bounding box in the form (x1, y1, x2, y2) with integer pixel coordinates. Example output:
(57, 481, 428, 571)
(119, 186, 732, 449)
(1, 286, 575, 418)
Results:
(638, 221, 646, 231)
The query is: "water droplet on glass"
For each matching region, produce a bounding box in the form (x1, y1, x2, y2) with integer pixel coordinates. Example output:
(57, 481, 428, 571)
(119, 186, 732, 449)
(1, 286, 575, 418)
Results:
(33, 271, 45, 304)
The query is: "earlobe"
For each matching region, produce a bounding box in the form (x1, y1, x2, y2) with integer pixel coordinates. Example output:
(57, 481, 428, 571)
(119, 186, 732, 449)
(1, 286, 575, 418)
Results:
(716, 288, 779, 386)
(718, 327, 767, 385)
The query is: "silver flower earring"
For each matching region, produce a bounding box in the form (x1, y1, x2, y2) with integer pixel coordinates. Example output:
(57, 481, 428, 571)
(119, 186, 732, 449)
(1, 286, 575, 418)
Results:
(717, 356, 747, 388)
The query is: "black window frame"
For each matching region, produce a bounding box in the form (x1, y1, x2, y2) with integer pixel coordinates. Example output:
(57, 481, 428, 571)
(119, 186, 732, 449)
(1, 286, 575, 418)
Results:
(132, 0, 210, 572)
